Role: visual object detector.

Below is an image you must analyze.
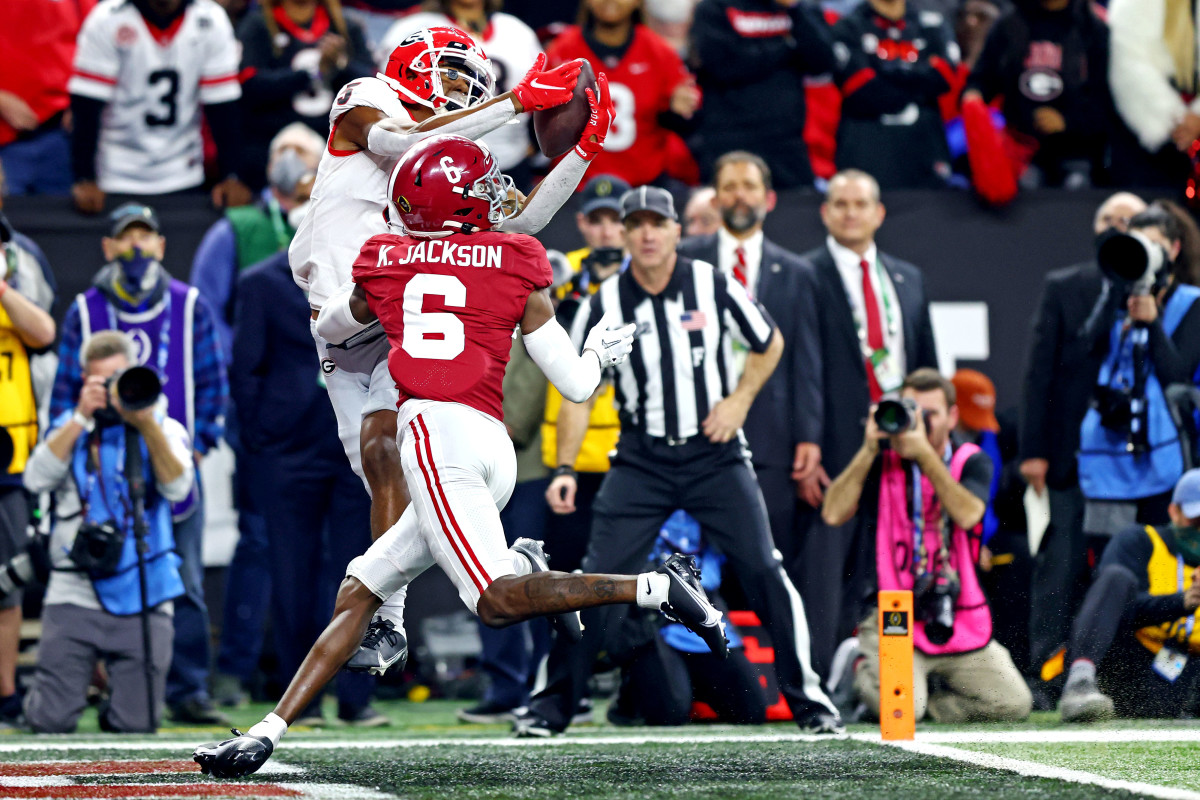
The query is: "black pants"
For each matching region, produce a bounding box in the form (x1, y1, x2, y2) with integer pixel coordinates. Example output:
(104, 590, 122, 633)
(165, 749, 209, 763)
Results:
(1068, 565, 1200, 718)
(1029, 486, 1087, 670)
(527, 434, 834, 731)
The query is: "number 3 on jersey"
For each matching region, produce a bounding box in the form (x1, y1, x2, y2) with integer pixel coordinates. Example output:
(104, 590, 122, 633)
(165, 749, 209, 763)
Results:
(403, 274, 466, 360)
(605, 82, 636, 152)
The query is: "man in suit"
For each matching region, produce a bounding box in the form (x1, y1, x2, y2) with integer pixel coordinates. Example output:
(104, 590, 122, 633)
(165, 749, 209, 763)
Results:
(677, 150, 824, 581)
(798, 169, 939, 678)
(1019, 191, 1147, 698)
(230, 251, 386, 727)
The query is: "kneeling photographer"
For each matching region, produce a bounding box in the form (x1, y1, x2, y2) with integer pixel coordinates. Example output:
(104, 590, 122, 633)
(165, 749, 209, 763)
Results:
(822, 369, 1031, 723)
(21, 331, 189, 733)
(1079, 200, 1200, 538)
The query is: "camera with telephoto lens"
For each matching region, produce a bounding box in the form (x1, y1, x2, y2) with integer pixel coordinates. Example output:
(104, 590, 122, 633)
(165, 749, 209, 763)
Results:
(93, 366, 162, 426)
(0, 534, 51, 603)
(69, 520, 125, 574)
(913, 569, 959, 645)
(874, 396, 934, 435)
(583, 246, 624, 273)
(1097, 229, 1169, 296)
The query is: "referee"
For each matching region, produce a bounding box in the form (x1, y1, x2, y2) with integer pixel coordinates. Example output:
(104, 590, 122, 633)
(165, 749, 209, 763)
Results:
(523, 187, 842, 735)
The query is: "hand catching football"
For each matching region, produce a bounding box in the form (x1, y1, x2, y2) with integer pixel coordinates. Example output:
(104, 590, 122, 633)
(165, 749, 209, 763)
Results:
(512, 54, 582, 113)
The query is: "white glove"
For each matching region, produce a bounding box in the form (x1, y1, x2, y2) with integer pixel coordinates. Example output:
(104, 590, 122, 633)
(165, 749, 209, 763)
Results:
(583, 312, 636, 369)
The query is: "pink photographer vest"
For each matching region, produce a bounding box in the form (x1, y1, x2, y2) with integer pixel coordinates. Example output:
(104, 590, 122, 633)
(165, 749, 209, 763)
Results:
(876, 443, 992, 655)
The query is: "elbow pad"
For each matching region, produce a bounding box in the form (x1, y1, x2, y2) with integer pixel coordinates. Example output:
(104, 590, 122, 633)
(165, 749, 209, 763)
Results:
(316, 290, 369, 345)
(523, 318, 601, 404)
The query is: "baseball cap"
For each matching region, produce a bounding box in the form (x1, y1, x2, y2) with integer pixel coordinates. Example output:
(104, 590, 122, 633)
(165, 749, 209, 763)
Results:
(110, 203, 160, 237)
(1173, 469, 1200, 519)
(579, 175, 631, 217)
(951, 369, 999, 433)
(620, 185, 677, 221)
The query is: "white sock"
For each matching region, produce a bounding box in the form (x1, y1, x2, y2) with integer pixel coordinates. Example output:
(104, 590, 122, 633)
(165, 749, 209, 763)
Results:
(1067, 659, 1095, 683)
(635, 572, 670, 610)
(376, 587, 407, 628)
(510, 549, 533, 577)
(248, 712, 287, 747)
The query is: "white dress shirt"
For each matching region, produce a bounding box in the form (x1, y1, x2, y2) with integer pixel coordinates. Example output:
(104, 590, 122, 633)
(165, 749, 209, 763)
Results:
(826, 235, 908, 376)
(718, 227, 764, 297)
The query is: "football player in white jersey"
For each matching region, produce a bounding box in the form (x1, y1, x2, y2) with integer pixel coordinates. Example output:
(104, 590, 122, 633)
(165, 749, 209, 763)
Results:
(69, 0, 252, 213)
(290, 25, 591, 674)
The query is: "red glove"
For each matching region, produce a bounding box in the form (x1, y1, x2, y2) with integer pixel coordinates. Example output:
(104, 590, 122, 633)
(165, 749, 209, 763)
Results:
(962, 96, 1018, 207)
(512, 54, 582, 112)
(574, 73, 614, 162)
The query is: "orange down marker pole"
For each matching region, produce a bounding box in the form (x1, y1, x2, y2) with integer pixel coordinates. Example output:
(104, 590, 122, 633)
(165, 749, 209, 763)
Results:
(878, 589, 915, 740)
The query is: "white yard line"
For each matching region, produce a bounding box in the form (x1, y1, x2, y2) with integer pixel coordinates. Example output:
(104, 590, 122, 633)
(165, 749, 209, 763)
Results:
(876, 739, 1200, 800)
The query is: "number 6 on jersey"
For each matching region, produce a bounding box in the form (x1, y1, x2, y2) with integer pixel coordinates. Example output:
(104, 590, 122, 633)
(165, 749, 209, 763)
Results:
(403, 274, 466, 360)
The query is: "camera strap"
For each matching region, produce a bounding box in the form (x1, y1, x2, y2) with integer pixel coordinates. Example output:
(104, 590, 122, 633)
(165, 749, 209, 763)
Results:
(1178, 555, 1196, 646)
(908, 446, 957, 580)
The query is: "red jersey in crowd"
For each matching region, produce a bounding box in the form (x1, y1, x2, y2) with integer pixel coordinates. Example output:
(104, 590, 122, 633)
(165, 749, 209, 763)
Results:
(546, 25, 696, 187)
(351, 231, 553, 423)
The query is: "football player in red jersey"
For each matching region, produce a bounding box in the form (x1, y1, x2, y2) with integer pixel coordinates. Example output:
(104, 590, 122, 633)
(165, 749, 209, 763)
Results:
(545, 0, 701, 187)
(196, 84, 727, 779)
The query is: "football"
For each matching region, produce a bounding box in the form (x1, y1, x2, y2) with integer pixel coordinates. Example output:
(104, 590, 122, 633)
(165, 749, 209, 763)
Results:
(533, 59, 597, 159)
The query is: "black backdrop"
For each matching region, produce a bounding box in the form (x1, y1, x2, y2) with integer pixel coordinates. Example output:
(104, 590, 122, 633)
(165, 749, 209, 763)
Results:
(5, 188, 1111, 409)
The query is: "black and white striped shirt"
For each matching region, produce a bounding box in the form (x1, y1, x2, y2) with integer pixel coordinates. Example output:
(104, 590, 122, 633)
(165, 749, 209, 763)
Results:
(569, 256, 777, 440)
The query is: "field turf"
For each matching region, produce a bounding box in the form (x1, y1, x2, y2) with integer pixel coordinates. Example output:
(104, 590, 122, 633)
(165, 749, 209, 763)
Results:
(0, 701, 1197, 799)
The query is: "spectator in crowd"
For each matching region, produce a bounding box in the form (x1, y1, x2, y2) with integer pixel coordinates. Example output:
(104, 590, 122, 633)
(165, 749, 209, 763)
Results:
(0, 166, 57, 724)
(683, 186, 720, 238)
(458, 334, 553, 724)
(677, 151, 824, 588)
(1107, 0, 1200, 190)
(0, 0, 95, 195)
(956, 0, 1005, 71)
(379, 1, 543, 188)
(1021, 191, 1146, 700)
(545, 0, 702, 188)
(1078, 201, 1200, 535)
(691, 0, 838, 189)
(189, 122, 321, 708)
(797, 169, 939, 678)
(830, 0, 957, 188)
(68, 0, 251, 214)
(952, 369, 1002, 547)
(1058, 469, 1200, 721)
(963, 0, 1111, 189)
(52, 204, 229, 726)
(643, 0, 693, 56)
(230, 247, 385, 727)
(544, 175, 630, 578)
(524, 186, 841, 737)
(823, 368, 1032, 723)
(23, 331, 191, 733)
(237, 0, 374, 191)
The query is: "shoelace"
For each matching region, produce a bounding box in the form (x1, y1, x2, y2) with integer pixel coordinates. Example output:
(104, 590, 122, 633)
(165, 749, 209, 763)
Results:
(361, 619, 400, 648)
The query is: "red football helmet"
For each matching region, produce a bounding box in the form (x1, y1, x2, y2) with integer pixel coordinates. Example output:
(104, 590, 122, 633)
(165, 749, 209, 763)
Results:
(379, 27, 495, 112)
(387, 135, 517, 236)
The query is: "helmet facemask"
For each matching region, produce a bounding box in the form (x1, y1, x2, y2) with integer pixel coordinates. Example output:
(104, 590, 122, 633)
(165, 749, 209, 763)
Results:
(435, 53, 495, 112)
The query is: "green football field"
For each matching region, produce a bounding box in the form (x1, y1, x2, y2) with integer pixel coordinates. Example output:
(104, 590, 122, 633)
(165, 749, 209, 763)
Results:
(1, 701, 1199, 799)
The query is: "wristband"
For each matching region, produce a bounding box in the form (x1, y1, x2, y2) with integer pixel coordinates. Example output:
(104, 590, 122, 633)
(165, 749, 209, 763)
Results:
(72, 411, 96, 433)
(552, 465, 577, 480)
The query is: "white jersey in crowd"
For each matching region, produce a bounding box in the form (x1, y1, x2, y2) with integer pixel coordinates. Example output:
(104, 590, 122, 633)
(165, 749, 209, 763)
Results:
(377, 12, 540, 171)
(68, 0, 240, 195)
(289, 76, 414, 309)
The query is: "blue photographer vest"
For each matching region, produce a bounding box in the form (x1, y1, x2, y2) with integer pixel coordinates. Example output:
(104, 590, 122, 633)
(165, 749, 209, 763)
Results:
(1079, 285, 1200, 500)
(67, 412, 184, 615)
(75, 281, 199, 518)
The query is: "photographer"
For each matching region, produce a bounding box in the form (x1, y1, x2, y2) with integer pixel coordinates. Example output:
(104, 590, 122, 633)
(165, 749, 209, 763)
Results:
(822, 368, 1031, 722)
(22, 331, 190, 733)
(1079, 201, 1200, 538)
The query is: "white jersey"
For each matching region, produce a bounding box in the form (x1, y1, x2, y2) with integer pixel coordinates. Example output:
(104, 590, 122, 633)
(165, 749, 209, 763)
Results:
(377, 12, 540, 171)
(68, 0, 240, 194)
(289, 76, 413, 308)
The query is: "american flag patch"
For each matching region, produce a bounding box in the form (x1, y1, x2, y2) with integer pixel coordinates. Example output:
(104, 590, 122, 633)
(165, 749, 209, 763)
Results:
(680, 310, 708, 331)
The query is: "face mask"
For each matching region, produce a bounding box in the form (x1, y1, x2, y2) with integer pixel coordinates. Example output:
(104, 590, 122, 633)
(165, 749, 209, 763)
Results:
(116, 245, 158, 291)
(288, 201, 311, 230)
(1172, 523, 1200, 565)
(269, 148, 310, 197)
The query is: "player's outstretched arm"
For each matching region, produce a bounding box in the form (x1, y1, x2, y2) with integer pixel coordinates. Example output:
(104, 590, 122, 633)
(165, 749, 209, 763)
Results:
(500, 74, 615, 236)
(316, 281, 377, 345)
(521, 289, 634, 403)
(360, 57, 584, 157)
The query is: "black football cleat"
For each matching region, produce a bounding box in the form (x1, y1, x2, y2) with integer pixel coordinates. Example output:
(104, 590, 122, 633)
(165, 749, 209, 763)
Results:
(512, 538, 584, 643)
(193, 729, 273, 778)
(656, 554, 728, 659)
(345, 618, 409, 676)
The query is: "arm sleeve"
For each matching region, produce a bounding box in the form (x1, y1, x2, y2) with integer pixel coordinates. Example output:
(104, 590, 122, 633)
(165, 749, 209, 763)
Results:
(69, 94, 104, 182)
(958, 451, 995, 505)
(522, 316, 601, 404)
(716, 271, 776, 353)
(499, 152, 589, 235)
(199, 7, 242, 105)
(156, 418, 196, 503)
(365, 99, 517, 157)
(1150, 300, 1200, 385)
(22, 438, 71, 495)
(190, 295, 229, 455)
(315, 279, 371, 344)
(188, 220, 238, 362)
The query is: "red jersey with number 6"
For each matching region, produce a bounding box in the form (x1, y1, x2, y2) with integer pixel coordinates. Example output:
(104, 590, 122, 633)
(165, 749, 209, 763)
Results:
(352, 230, 553, 422)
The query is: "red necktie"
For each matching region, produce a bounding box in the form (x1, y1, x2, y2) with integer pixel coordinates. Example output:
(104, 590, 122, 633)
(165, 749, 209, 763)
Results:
(861, 258, 885, 401)
(733, 246, 749, 289)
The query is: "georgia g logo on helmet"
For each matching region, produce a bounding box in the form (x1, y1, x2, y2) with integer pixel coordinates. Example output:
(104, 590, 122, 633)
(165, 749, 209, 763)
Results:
(386, 135, 519, 238)
(378, 27, 496, 113)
